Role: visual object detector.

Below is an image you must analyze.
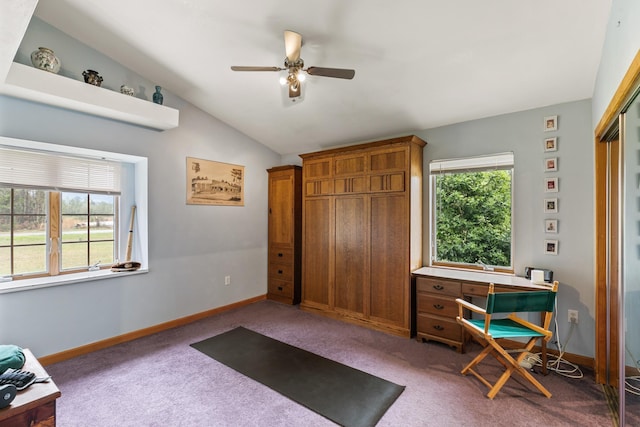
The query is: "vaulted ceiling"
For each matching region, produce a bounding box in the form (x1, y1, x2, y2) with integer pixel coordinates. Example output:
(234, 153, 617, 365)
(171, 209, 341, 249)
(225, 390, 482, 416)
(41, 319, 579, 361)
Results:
(10, 1, 613, 156)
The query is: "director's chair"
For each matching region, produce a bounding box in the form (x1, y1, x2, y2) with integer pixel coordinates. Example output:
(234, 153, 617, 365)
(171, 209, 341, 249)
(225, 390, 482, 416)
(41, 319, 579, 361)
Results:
(455, 281, 559, 399)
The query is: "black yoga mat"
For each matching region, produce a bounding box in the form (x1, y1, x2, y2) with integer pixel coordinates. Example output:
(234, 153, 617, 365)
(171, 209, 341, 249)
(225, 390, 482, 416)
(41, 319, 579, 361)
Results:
(191, 326, 404, 427)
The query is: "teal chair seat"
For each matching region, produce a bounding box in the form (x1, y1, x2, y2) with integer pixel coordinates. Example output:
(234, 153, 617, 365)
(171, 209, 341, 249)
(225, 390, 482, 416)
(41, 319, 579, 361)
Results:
(468, 318, 546, 339)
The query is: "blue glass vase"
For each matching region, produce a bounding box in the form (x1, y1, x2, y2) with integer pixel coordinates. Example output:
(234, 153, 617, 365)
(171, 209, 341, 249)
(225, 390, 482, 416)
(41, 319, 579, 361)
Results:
(153, 86, 163, 105)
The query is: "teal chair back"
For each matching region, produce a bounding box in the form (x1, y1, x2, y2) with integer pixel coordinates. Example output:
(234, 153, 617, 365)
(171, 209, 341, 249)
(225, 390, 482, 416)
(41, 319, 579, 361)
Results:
(486, 290, 556, 314)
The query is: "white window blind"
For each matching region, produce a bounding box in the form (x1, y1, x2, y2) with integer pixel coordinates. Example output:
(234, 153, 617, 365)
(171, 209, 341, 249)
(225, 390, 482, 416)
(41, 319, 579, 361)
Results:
(429, 152, 514, 174)
(0, 145, 122, 194)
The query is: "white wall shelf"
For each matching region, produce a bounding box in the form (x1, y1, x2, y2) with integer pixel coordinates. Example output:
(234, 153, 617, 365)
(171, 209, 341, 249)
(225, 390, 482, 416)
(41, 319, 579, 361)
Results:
(0, 62, 179, 130)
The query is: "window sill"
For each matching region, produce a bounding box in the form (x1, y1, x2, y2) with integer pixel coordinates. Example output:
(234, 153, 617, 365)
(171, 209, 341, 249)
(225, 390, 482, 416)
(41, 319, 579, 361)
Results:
(0, 268, 148, 294)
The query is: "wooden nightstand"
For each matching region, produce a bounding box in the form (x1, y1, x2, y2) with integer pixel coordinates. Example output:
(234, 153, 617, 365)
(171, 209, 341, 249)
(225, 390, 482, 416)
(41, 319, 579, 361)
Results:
(0, 349, 61, 427)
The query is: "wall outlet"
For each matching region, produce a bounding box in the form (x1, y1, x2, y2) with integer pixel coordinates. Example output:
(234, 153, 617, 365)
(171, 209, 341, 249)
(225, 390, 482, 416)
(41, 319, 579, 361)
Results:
(568, 309, 578, 323)
(224, 275, 231, 286)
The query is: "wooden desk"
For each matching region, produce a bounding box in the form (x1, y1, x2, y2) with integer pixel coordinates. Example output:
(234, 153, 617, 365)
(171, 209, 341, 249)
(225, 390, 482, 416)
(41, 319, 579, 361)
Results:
(412, 267, 553, 354)
(0, 349, 61, 427)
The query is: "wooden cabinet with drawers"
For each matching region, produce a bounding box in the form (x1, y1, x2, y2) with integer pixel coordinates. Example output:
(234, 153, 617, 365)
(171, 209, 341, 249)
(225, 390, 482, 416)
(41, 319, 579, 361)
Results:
(300, 135, 426, 337)
(267, 166, 302, 304)
(415, 276, 465, 352)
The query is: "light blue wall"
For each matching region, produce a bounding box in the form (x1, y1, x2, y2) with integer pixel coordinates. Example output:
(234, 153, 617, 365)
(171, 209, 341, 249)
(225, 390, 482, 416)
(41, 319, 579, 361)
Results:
(416, 99, 595, 357)
(0, 18, 280, 358)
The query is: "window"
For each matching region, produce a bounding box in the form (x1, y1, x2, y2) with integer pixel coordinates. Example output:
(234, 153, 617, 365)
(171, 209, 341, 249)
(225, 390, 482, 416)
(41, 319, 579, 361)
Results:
(60, 192, 117, 271)
(0, 189, 117, 277)
(0, 136, 148, 289)
(429, 153, 514, 272)
(0, 188, 47, 276)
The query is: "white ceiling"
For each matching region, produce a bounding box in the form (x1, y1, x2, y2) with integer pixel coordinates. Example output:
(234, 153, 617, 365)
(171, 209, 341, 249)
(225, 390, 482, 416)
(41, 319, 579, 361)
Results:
(30, 1, 611, 156)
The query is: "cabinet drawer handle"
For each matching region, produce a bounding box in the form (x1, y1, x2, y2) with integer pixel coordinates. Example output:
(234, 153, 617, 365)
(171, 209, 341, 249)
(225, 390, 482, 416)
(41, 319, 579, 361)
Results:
(277, 286, 283, 291)
(278, 253, 284, 257)
(433, 304, 444, 310)
(433, 325, 444, 331)
(278, 269, 283, 274)
(433, 285, 444, 291)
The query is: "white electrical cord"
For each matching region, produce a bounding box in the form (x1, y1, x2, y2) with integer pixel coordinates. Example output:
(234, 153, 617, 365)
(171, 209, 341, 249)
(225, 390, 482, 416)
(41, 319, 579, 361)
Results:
(528, 297, 583, 379)
(625, 345, 640, 396)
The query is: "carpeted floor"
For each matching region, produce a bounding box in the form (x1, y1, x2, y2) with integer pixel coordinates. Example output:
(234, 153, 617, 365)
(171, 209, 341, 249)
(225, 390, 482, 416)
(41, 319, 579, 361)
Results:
(45, 300, 629, 426)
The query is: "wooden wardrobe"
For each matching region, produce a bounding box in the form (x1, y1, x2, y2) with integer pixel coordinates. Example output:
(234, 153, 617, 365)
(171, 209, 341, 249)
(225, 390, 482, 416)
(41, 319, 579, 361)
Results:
(299, 135, 426, 337)
(267, 165, 302, 304)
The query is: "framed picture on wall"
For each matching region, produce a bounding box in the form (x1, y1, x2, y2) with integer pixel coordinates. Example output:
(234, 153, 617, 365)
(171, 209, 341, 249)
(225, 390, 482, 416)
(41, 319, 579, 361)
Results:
(186, 157, 245, 206)
(544, 115, 558, 132)
(545, 219, 558, 233)
(544, 137, 557, 152)
(545, 157, 557, 172)
(544, 177, 559, 192)
(544, 198, 558, 213)
(544, 239, 558, 255)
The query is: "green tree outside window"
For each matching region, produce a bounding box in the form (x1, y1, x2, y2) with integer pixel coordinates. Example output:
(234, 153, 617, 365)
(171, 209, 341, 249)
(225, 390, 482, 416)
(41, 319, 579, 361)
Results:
(433, 169, 512, 268)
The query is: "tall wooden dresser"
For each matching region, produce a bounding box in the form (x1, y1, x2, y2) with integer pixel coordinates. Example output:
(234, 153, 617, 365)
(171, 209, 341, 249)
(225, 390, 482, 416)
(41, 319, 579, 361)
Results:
(299, 135, 426, 337)
(267, 165, 302, 304)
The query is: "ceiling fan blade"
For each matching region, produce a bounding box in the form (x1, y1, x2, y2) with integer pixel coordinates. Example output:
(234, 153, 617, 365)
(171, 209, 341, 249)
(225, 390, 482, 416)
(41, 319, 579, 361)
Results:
(284, 30, 302, 62)
(231, 66, 282, 72)
(306, 67, 355, 79)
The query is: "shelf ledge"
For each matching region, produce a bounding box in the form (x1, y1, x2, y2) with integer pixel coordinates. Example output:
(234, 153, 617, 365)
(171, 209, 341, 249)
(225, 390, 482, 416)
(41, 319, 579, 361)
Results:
(0, 62, 179, 130)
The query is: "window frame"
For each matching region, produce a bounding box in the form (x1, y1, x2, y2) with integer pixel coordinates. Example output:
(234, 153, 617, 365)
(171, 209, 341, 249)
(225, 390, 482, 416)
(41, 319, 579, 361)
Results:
(429, 152, 515, 273)
(1, 189, 120, 278)
(0, 187, 49, 277)
(0, 136, 148, 294)
(58, 191, 119, 272)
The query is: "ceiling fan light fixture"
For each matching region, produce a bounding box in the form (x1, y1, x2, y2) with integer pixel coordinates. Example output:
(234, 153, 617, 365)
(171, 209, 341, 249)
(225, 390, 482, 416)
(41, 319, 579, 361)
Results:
(286, 73, 300, 90)
(230, 30, 355, 102)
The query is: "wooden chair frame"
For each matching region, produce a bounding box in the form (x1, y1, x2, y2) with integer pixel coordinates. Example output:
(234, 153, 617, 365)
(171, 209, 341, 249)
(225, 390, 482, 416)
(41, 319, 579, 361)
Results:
(455, 281, 559, 399)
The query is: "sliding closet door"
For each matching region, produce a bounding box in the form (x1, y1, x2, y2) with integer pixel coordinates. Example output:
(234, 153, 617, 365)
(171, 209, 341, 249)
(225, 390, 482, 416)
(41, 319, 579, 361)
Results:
(595, 50, 640, 426)
(621, 94, 640, 425)
(597, 137, 621, 387)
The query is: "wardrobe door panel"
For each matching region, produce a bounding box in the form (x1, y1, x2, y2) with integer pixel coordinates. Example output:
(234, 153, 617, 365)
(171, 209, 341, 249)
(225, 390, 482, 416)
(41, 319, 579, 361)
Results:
(269, 173, 294, 245)
(334, 196, 367, 315)
(302, 197, 332, 307)
(370, 194, 407, 325)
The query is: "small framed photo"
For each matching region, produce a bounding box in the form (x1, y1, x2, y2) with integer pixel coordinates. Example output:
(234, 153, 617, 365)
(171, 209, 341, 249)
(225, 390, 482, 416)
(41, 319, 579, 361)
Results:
(544, 198, 558, 213)
(544, 115, 558, 132)
(545, 219, 558, 233)
(544, 177, 559, 192)
(545, 157, 557, 172)
(544, 137, 557, 152)
(545, 239, 558, 255)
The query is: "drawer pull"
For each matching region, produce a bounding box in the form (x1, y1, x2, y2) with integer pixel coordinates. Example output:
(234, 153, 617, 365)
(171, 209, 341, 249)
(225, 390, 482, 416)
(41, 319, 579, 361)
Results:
(277, 286, 283, 291)
(433, 325, 444, 331)
(278, 269, 283, 274)
(433, 304, 444, 310)
(278, 253, 284, 257)
(433, 284, 444, 291)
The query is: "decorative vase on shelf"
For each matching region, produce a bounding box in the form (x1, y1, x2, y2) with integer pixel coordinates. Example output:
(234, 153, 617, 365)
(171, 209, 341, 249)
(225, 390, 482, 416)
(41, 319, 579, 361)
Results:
(153, 86, 163, 105)
(120, 85, 135, 96)
(30, 47, 61, 74)
(82, 69, 103, 87)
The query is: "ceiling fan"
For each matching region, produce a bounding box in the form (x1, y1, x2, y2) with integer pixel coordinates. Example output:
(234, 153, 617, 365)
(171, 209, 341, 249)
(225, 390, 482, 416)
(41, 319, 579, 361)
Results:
(231, 30, 355, 100)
